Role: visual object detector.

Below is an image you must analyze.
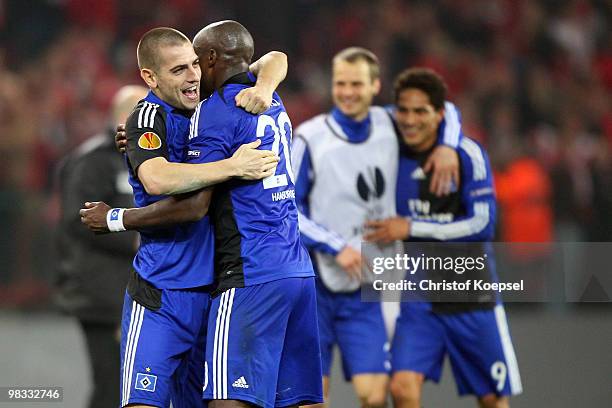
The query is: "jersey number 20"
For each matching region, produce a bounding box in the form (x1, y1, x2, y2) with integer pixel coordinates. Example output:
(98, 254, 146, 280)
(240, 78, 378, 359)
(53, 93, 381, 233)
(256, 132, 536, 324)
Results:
(256, 113, 295, 190)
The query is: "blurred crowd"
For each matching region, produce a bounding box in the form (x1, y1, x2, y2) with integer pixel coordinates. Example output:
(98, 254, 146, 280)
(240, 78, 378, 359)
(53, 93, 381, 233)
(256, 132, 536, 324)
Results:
(0, 0, 610, 306)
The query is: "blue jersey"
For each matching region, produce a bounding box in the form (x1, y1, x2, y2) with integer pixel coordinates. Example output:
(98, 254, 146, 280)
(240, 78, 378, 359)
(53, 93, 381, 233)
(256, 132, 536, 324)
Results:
(186, 72, 314, 293)
(396, 137, 496, 242)
(397, 136, 498, 313)
(124, 91, 214, 289)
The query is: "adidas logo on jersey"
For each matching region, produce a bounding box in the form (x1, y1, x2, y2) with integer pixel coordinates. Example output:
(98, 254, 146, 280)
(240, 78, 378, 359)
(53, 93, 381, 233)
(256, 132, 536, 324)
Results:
(411, 167, 426, 180)
(232, 376, 249, 389)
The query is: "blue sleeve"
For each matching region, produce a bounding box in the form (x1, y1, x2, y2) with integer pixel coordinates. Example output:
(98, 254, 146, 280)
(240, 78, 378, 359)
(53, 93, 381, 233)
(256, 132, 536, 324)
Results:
(291, 135, 346, 255)
(436, 101, 463, 148)
(410, 139, 496, 242)
(186, 100, 235, 164)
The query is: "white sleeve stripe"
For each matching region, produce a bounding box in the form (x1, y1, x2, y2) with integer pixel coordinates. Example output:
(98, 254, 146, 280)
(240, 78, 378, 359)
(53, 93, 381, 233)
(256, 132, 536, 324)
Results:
(195, 103, 200, 136)
(194, 102, 202, 138)
(147, 105, 158, 128)
(190, 107, 196, 139)
(144, 104, 151, 128)
(139, 103, 152, 129)
(192, 111, 196, 138)
(411, 202, 490, 240)
(460, 138, 487, 181)
(461, 139, 478, 178)
(136, 102, 162, 129)
(189, 104, 201, 140)
(291, 137, 306, 179)
(443, 101, 460, 147)
(144, 103, 153, 128)
(189, 110, 194, 139)
(146, 104, 152, 128)
(137, 103, 146, 128)
(298, 211, 345, 251)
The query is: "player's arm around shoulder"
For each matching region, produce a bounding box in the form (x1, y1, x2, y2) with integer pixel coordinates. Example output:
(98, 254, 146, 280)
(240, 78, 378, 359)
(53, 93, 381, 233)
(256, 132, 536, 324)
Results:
(80, 188, 213, 233)
(424, 101, 463, 196)
(236, 51, 288, 114)
(126, 100, 276, 195)
(187, 94, 279, 180)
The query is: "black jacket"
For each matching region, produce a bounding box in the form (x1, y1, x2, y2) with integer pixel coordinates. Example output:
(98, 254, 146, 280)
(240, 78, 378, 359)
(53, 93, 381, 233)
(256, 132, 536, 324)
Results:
(54, 130, 137, 323)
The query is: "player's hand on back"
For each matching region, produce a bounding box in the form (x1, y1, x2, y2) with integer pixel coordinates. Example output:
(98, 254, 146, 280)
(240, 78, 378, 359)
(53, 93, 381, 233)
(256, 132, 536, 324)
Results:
(79, 201, 112, 233)
(230, 139, 279, 180)
(335, 245, 363, 281)
(364, 217, 411, 243)
(423, 145, 459, 196)
(235, 86, 272, 114)
(115, 124, 127, 153)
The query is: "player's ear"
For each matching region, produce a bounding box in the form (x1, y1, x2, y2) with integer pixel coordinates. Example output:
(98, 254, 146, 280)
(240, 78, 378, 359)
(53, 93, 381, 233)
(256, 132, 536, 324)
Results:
(140, 68, 157, 89)
(207, 49, 217, 67)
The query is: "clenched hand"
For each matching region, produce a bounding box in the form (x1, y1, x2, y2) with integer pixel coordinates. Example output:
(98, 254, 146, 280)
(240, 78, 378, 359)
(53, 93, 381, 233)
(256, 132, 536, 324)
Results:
(79, 201, 112, 233)
(235, 86, 273, 114)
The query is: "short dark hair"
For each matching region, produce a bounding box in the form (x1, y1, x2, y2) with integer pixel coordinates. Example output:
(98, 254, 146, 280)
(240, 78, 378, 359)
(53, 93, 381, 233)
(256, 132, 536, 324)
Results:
(393, 68, 447, 110)
(137, 27, 191, 70)
(333, 47, 380, 81)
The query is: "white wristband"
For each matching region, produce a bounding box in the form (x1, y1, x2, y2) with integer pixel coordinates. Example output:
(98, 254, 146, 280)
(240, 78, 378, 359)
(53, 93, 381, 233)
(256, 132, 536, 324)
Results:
(106, 208, 126, 232)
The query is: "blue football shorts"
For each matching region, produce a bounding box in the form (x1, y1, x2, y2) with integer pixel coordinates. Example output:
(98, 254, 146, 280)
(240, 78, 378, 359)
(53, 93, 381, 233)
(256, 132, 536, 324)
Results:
(119, 288, 210, 407)
(316, 281, 391, 380)
(392, 302, 522, 397)
(203, 277, 323, 408)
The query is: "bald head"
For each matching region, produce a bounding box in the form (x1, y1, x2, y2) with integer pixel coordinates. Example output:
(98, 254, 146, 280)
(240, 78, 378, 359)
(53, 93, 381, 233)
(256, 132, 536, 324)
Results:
(111, 85, 148, 124)
(193, 20, 254, 65)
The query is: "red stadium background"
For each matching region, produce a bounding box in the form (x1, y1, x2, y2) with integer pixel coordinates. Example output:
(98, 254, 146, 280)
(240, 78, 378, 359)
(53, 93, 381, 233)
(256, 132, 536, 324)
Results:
(0, 1, 610, 407)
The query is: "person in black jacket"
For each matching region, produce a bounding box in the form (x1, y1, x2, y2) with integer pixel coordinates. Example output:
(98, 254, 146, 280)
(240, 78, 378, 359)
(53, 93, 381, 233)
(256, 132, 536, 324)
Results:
(54, 85, 147, 408)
